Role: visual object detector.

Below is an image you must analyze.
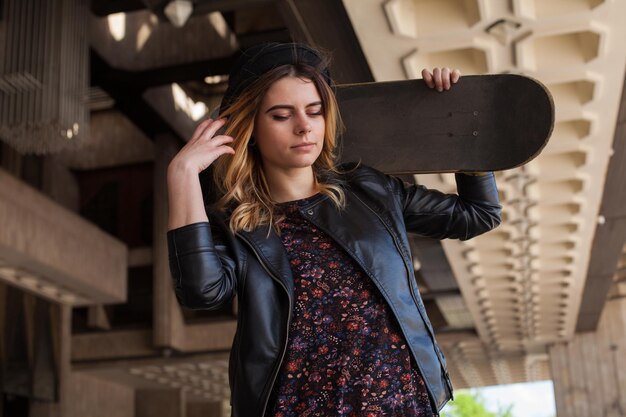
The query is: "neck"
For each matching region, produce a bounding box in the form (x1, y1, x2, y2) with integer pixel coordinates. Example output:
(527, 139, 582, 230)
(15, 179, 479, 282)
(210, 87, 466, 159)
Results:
(264, 166, 318, 203)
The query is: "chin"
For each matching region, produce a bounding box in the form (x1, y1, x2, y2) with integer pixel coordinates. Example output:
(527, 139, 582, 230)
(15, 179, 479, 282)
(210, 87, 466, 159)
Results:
(292, 152, 322, 167)
(291, 159, 317, 169)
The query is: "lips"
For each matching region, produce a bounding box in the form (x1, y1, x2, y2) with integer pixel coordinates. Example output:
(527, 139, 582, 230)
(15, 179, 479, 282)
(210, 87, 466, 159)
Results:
(291, 143, 315, 149)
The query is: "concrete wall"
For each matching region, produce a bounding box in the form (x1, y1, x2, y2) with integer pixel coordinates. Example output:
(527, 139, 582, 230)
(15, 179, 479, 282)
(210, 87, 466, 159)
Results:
(64, 373, 134, 417)
(549, 296, 626, 417)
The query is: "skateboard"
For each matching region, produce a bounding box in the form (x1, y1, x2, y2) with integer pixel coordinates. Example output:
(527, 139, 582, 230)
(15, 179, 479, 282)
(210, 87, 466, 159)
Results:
(335, 74, 554, 174)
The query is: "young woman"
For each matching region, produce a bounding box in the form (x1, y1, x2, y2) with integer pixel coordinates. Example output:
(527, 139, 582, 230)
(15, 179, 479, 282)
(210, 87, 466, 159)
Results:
(167, 42, 501, 417)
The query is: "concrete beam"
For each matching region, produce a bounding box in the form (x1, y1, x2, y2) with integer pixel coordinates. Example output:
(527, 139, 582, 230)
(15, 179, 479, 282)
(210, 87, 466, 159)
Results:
(72, 329, 157, 362)
(89, 8, 237, 72)
(71, 321, 237, 362)
(577, 74, 626, 331)
(0, 168, 127, 306)
(72, 352, 231, 404)
(276, 0, 373, 84)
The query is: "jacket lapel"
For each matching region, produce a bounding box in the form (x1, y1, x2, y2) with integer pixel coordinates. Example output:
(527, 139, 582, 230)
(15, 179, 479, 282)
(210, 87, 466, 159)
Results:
(305, 191, 398, 283)
(238, 227, 294, 296)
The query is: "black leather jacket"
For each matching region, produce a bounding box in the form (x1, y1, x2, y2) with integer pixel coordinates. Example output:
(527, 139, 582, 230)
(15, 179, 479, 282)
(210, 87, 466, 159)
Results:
(167, 164, 501, 416)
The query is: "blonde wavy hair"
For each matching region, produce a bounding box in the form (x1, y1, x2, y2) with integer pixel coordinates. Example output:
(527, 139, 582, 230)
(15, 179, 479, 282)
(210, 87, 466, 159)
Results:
(212, 63, 346, 233)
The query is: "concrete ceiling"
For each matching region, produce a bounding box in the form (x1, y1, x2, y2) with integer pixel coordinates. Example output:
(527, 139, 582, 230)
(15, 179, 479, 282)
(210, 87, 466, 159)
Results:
(342, 0, 626, 388)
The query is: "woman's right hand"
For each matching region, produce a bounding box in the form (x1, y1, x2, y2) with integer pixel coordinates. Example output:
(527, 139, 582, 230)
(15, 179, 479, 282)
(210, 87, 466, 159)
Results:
(166, 118, 235, 230)
(168, 118, 235, 175)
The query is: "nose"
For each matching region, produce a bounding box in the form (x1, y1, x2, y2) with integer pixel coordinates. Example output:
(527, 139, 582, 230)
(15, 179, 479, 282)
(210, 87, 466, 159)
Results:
(294, 114, 312, 136)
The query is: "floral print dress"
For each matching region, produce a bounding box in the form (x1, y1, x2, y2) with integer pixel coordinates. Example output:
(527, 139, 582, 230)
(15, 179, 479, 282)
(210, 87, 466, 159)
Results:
(265, 193, 435, 417)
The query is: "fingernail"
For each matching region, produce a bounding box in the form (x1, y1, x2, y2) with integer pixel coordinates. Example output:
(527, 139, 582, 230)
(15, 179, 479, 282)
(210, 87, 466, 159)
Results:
(437, 87, 443, 92)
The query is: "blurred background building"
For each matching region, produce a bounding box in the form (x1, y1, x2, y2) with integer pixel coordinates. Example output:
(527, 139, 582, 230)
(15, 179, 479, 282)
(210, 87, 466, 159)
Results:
(0, 0, 625, 416)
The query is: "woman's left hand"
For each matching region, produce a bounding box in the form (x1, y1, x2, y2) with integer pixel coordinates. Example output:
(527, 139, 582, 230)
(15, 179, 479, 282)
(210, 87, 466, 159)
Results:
(421, 67, 461, 92)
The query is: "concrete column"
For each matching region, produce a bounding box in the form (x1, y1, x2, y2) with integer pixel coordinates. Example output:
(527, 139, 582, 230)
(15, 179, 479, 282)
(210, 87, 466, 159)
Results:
(29, 305, 71, 417)
(549, 295, 626, 417)
(153, 133, 186, 350)
(62, 372, 134, 417)
(41, 156, 79, 212)
(187, 401, 230, 417)
(136, 389, 185, 417)
(1, 142, 22, 176)
(151, 134, 237, 353)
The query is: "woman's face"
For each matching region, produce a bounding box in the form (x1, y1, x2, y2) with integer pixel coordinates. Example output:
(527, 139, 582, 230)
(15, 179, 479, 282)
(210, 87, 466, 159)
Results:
(253, 76, 325, 174)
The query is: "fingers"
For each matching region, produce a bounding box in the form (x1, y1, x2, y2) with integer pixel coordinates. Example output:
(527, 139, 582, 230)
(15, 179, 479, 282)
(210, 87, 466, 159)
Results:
(172, 121, 235, 175)
(192, 135, 235, 171)
(202, 118, 228, 141)
(190, 118, 227, 142)
(212, 144, 236, 158)
(422, 67, 462, 91)
(421, 68, 435, 89)
(442, 67, 451, 90)
(207, 135, 234, 148)
(207, 138, 236, 164)
(451, 69, 461, 84)
(190, 118, 214, 142)
(432, 67, 442, 91)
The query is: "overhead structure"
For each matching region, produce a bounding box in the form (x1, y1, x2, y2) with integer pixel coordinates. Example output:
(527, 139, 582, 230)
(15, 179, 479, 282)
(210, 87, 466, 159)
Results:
(343, 0, 626, 387)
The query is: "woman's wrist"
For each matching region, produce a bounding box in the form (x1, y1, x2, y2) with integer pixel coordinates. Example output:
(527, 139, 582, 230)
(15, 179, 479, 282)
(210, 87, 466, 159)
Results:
(167, 161, 209, 230)
(167, 159, 200, 185)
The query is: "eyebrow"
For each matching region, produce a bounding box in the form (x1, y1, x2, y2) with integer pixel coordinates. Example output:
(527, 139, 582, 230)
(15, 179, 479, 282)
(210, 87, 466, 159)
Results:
(265, 101, 322, 113)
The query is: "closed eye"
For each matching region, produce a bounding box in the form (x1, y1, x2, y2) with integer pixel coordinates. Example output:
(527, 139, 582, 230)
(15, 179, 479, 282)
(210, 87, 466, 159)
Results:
(266, 101, 323, 117)
(271, 111, 322, 121)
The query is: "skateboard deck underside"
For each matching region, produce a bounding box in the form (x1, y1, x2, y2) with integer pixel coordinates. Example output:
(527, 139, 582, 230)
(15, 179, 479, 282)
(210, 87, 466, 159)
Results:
(335, 74, 554, 174)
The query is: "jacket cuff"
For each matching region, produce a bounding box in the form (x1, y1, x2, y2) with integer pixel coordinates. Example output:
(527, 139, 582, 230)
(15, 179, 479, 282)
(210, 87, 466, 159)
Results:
(454, 172, 499, 203)
(167, 221, 213, 257)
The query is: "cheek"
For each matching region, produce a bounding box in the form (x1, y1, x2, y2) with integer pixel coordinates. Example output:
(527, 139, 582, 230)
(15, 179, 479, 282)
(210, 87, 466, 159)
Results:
(254, 124, 287, 156)
(254, 118, 277, 146)
(314, 118, 326, 134)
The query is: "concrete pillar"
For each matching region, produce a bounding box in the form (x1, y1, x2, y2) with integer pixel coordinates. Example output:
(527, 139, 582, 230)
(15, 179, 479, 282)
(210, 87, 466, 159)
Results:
(187, 401, 230, 417)
(136, 389, 185, 417)
(153, 133, 186, 349)
(41, 156, 79, 212)
(549, 296, 626, 417)
(1, 142, 22, 176)
(62, 372, 134, 417)
(29, 305, 71, 417)
(151, 133, 237, 353)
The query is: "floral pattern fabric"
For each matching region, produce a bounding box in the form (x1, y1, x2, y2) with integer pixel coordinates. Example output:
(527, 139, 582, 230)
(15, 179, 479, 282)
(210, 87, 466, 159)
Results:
(265, 194, 435, 417)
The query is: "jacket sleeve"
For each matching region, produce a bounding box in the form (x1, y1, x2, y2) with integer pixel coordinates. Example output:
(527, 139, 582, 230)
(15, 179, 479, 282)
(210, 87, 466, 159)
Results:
(167, 220, 238, 310)
(387, 172, 502, 240)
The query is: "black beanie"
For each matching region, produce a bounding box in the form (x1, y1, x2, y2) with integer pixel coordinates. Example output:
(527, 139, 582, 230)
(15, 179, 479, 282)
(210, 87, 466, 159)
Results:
(218, 42, 332, 114)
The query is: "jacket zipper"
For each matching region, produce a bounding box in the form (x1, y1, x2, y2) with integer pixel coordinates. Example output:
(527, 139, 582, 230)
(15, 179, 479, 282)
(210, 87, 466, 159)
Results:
(349, 193, 453, 411)
(236, 233, 292, 417)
